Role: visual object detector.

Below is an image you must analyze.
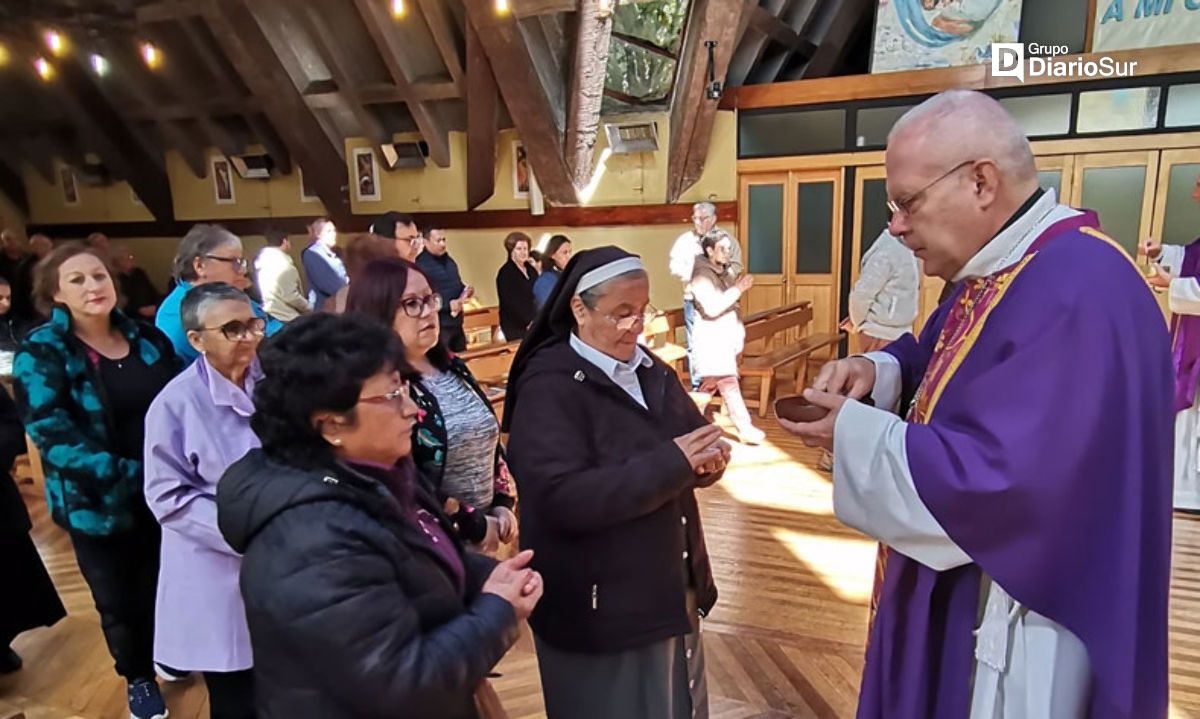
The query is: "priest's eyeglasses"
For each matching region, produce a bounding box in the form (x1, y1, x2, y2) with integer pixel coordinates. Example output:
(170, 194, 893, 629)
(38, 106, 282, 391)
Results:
(201, 317, 266, 342)
(397, 294, 443, 318)
(886, 160, 975, 218)
(605, 305, 662, 332)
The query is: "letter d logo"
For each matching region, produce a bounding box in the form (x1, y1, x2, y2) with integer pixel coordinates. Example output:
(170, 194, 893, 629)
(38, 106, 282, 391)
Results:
(991, 43, 1025, 82)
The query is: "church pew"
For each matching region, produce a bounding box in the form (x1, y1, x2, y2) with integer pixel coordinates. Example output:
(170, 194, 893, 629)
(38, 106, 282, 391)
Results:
(736, 303, 821, 416)
(460, 340, 521, 388)
(463, 305, 501, 347)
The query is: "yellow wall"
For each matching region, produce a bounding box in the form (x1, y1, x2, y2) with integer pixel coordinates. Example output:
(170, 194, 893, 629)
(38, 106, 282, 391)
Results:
(347, 111, 737, 214)
(17, 111, 738, 308)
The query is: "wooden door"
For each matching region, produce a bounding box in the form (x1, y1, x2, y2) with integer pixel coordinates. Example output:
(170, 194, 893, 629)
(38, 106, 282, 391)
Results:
(1069, 150, 1159, 256)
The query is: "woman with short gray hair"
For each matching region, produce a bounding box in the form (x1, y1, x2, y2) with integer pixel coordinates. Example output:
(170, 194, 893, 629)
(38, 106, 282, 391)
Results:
(145, 282, 264, 719)
(156, 224, 280, 364)
(503, 246, 730, 719)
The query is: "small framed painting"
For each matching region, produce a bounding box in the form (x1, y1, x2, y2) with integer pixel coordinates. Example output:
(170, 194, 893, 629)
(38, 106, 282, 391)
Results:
(299, 167, 319, 203)
(353, 148, 380, 202)
(512, 141, 530, 199)
(60, 166, 79, 206)
(212, 156, 236, 205)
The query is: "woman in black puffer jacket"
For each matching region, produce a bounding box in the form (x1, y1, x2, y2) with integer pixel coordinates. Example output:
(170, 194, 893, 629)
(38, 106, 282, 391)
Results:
(217, 313, 543, 719)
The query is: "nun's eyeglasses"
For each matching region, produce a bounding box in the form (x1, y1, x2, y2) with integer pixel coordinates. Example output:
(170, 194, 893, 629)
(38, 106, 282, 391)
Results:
(604, 305, 661, 332)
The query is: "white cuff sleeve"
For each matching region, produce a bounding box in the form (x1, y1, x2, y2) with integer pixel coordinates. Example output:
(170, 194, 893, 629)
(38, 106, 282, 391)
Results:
(832, 400, 972, 571)
(863, 351, 903, 413)
(1169, 277, 1200, 316)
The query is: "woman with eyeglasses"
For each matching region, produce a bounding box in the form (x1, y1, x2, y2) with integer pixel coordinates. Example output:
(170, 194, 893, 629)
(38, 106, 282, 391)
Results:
(690, 232, 763, 444)
(156, 224, 282, 365)
(347, 259, 518, 554)
(502, 246, 730, 719)
(143, 283, 266, 719)
(13, 242, 180, 719)
(215, 313, 542, 718)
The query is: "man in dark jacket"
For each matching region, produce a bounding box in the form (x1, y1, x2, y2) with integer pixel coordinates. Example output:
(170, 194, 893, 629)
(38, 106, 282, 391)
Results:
(416, 225, 473, 352)
(503, 247, 730, 719)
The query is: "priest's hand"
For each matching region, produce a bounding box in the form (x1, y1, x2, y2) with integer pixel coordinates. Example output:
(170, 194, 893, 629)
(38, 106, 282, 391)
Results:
(776, 388, 846, 451)
(1148, 263, 1173, 290)
(811, 356, 876, 400)
(1141, 236, 1162, 260)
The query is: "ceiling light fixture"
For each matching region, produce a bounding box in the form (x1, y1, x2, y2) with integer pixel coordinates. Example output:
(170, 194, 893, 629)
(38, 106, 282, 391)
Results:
(90, 53, 109, 76)
(495, 0, 510, 15)
(140, 42, 161, 69)
(34, 57, 54, 81)
(44, 30, 67, 57)
(390, 0, 406, 18)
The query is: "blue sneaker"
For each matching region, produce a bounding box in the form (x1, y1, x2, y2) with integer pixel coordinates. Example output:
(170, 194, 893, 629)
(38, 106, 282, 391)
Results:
(127, 678, 169, 719)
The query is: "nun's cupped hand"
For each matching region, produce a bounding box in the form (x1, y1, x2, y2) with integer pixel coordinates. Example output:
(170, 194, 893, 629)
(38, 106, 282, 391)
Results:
(674, 425, 726, 472)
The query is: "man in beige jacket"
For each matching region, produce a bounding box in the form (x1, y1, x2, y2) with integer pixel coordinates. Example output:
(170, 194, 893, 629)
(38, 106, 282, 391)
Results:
(254, 229, 310, 322)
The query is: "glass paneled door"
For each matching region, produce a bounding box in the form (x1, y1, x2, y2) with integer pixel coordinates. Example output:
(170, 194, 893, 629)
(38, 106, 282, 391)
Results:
(738, 170, 844, 334)
(1069, 151, 1159, 256)
(1151, 148, 1200, 247)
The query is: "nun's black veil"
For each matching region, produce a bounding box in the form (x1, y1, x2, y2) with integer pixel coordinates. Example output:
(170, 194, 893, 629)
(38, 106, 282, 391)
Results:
(500, 245, 640, 431)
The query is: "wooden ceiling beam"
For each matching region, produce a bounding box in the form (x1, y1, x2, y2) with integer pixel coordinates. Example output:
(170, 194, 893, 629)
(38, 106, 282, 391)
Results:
(667, 0, 749, 202)
(565, 0, 614, 188)
(206, 0, 351, 221)
(142, 20, 245, 157)
(466, 18, 498, 210)
(511, 0, 578, 17)
(0, 154, 30, 218)
(295, 0, 391, 147)
(17, 135, 58, 185)
(50, 57, 177, 220)
(415, 0, 466, 92)
(353, 0, 452, 167)
(137, 0, 203, 24)
(91, 36, 206, 178)
(303, 81, 459, 110)
(800, 0, 873, 79)
(463, 0, 576, 205)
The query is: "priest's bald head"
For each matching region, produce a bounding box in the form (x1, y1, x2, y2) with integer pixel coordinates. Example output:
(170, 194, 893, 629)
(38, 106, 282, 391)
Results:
(886, 89, 1039, 280)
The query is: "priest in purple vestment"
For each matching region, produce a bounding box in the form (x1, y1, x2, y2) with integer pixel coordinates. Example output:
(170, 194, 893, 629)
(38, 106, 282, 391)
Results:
(779, 90, 1173, 719)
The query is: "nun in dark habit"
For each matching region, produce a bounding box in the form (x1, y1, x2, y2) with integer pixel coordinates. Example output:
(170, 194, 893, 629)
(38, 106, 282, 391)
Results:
(503, 246, 732, 719)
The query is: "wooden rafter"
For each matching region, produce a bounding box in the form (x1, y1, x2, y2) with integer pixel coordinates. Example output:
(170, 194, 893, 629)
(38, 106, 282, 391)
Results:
(466, 19, 498, 210)
(175, 16, 291, 173)
(352, 0, 452, 167)
(511, 0, 578, 17)
(565, 0, 614, 188)
(463, 0, 576, 204)
(141, 20, 245, 157)
(294, 0, 391, 147)
(0, 152, 31, 217)
(206, 0, 350, 220)
(667, 0, 748, 203)
(415, 0, 466, 92)
(93, 36, 208, 178)
(800, 0, 873, 79)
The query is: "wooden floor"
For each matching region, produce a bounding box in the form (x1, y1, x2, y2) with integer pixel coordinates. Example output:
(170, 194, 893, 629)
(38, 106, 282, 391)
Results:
(4, 417, 1200, 718)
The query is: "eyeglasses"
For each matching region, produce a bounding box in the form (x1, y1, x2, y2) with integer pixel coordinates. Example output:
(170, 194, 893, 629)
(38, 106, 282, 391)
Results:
(203, 254, 249, 273)
(200, 317, 266, 342)
(397, 294, 443, 318)
(358, 383, 409, 408)
(886, 160, 976, 219)
(603, 304, 661, 332)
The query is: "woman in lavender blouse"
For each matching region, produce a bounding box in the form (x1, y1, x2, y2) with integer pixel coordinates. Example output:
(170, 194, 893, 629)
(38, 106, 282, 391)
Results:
(144, 283, 265, 719)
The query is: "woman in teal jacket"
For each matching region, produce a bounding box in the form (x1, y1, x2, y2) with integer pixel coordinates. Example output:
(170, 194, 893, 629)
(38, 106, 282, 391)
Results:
(14, 243, 179, 719)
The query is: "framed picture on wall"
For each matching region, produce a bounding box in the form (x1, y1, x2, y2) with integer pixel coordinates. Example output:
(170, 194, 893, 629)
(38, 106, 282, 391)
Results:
(60, 166, 79, 206)
(512, 141, 530, 199)
(353, 148, 380, 202)
(299, 167, 319, 203)
(212, 156, 236, 205)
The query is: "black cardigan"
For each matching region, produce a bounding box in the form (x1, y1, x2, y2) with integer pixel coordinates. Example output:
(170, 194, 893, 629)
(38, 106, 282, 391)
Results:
(505, 340, 720, 653)
(495, 260, 537, 341)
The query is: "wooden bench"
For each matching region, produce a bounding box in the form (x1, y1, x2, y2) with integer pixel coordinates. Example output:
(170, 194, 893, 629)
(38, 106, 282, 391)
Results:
(463, 306, 501, 347)
(740, 331, 846, 416)
(642, 309, 688, 375)
(460, 340, 520, 386)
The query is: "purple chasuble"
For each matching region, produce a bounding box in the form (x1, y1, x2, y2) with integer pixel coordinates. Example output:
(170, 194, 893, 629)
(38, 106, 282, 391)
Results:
(861, 212, 1173, 719)
(1171, 239, 1200, 412)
